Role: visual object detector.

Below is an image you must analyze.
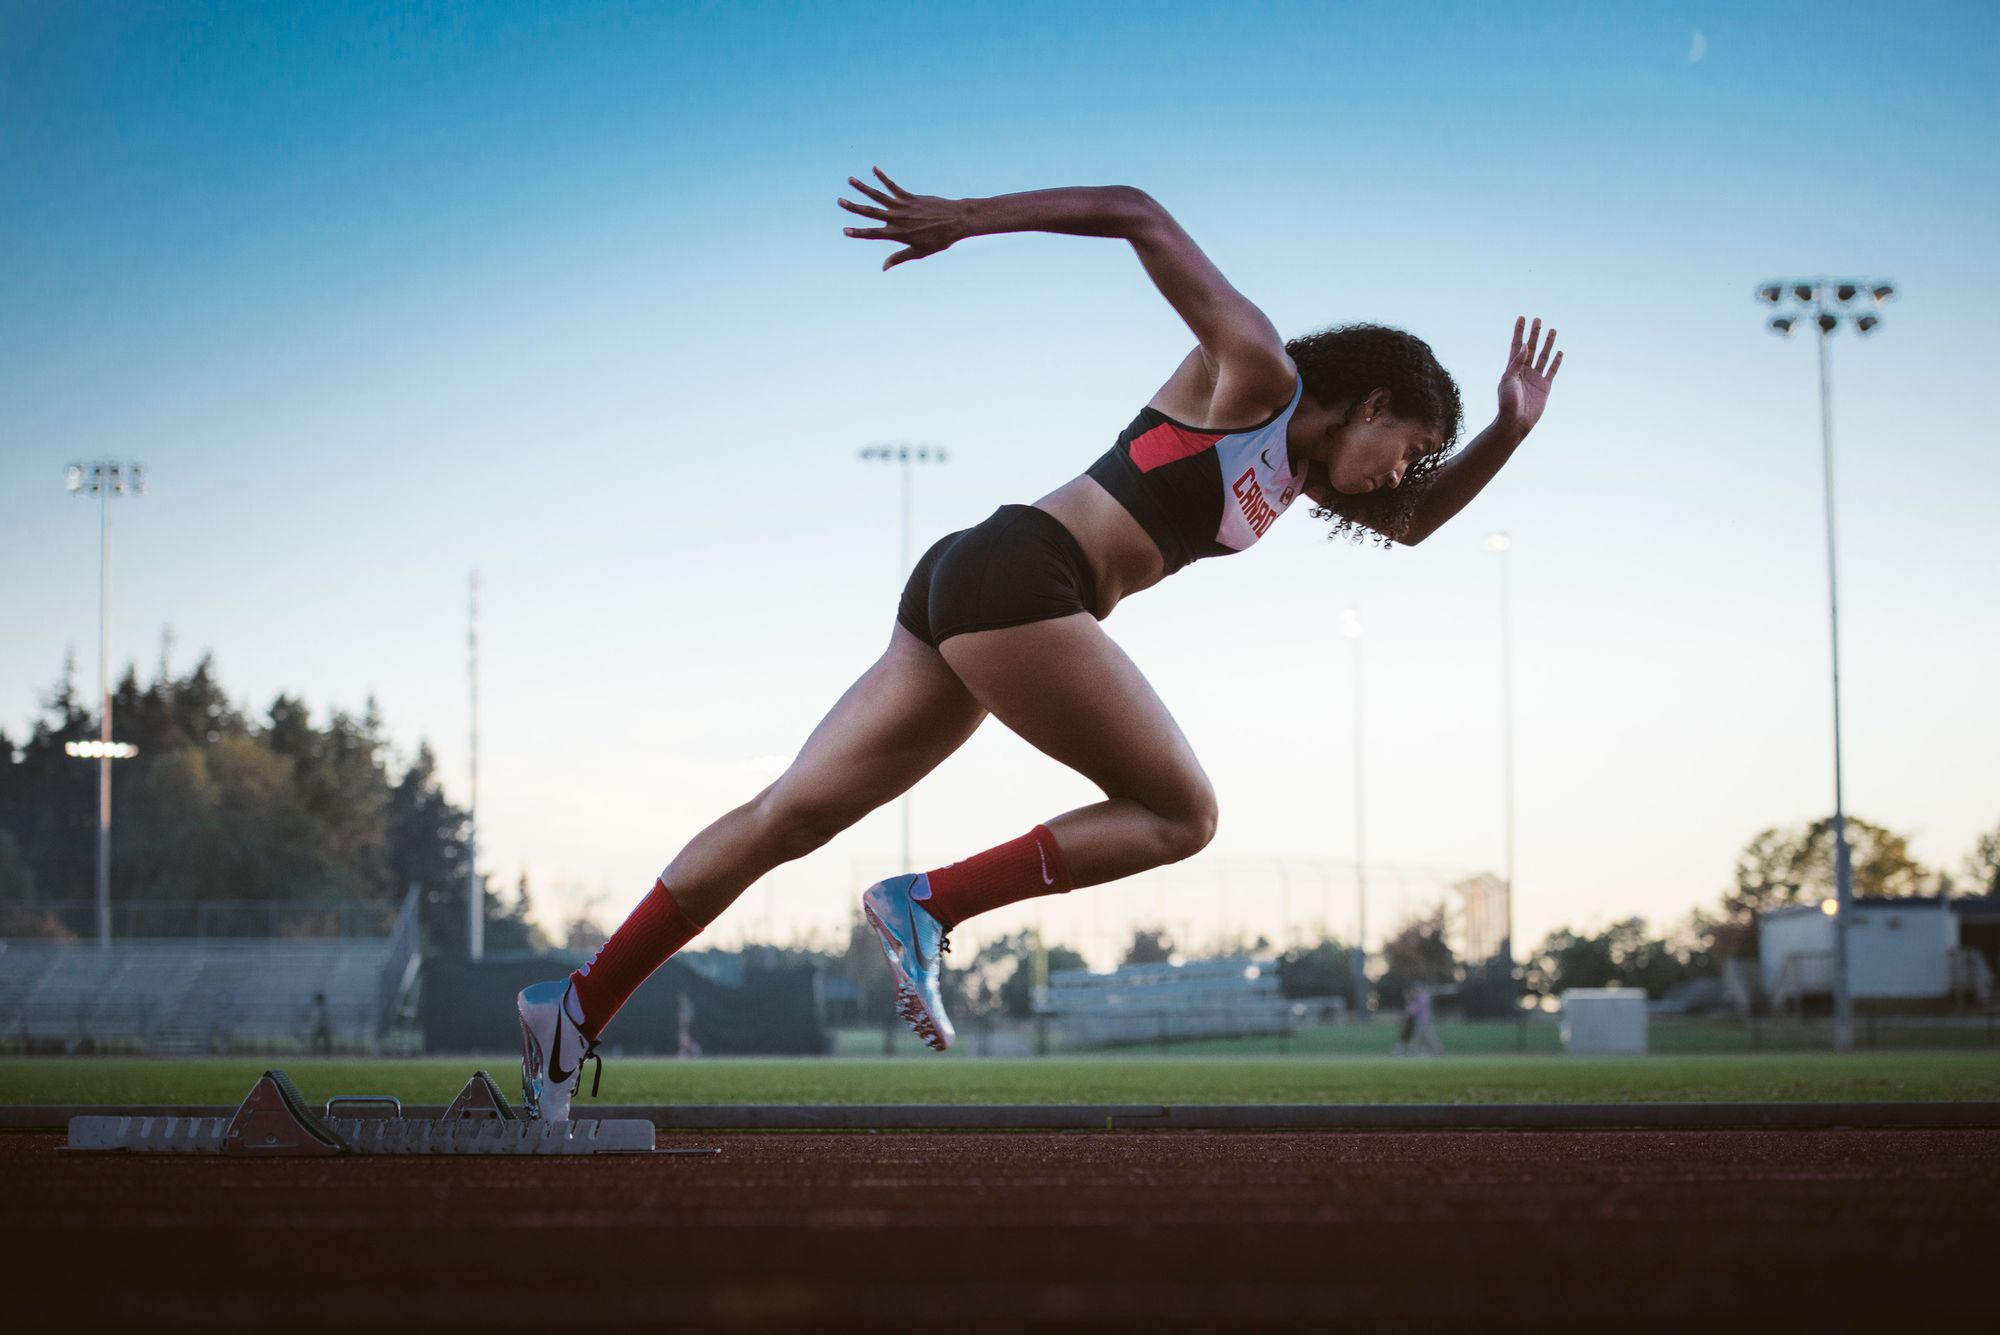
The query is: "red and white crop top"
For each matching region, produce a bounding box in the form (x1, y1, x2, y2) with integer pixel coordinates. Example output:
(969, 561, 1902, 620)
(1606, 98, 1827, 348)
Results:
(1085, 376, 1310, 576)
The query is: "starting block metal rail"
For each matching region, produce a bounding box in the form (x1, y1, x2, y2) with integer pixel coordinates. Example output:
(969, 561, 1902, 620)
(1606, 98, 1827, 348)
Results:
(64, 1068, 718, 1157)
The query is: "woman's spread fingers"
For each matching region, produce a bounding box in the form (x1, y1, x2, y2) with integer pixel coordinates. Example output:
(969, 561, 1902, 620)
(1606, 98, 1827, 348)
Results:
(838, 197, 889, 220)
(844, 226, 889, 240)
(848, 176, 895, 206)
(873, 166, 912, 198)
(1510, 315, 1525, 359)
(1535, 331, 1556, 373)
(1546, 349, 1563, 379)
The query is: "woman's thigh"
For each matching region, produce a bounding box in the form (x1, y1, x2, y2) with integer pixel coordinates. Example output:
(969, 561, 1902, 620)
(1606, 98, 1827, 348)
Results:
(936, 613, 1213, 822)
(763, 622, 987, 830)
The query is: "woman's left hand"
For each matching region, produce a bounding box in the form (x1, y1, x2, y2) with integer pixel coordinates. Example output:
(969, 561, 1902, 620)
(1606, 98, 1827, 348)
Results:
(1497, 316, 1562, 434)
(839, 167, 970, 271)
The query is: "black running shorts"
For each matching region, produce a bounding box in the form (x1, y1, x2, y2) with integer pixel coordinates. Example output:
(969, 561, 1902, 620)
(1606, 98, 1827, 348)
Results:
(897, 505, 1101, 648)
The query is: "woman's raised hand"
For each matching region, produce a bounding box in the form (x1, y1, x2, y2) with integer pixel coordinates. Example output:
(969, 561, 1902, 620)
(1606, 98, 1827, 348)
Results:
(1498, 316, 1563, 434)
(839, 167, 969, 271)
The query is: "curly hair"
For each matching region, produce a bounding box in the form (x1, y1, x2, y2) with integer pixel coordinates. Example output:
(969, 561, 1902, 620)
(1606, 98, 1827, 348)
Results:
(1285, 323, 1463, 545)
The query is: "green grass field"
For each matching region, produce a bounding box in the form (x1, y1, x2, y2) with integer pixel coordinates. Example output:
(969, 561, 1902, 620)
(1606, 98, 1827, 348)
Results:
(841, 1014, 2000, 1058)
(5, 1051, 1999, 1107)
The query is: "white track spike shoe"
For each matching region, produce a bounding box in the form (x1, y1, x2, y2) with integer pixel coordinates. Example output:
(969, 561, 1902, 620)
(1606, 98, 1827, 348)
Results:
(516, 979, 600, 1122)
(862, 874, 956, 1052)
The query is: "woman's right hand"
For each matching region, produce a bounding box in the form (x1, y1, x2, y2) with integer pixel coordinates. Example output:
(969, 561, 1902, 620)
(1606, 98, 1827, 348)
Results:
(839, 167, 970, 271)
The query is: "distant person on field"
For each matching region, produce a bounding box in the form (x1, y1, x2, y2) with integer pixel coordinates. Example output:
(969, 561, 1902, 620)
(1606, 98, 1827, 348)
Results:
(310, 992, 333, 1056)
(1409, 985, 1442, 1056)
(514, 167, 1563, 1120)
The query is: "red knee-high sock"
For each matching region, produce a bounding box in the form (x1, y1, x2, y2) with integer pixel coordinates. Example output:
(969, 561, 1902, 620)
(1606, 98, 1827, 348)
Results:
(916, 825, 1074, 929)
(568, 879, 702, 1039)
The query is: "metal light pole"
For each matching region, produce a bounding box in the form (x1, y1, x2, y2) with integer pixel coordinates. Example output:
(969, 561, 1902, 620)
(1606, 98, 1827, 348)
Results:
(1485, 532, 1516, 973)
(65, 460, 144, 947)
(1757, 276, 1895, 1053)
(858, 443, 948, 870)
(1340, 607, 1369, 1009)
(467, 571, 483, 962)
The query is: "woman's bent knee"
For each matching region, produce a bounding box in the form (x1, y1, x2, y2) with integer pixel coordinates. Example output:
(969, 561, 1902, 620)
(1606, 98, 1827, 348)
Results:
(1156, 788, 1218, 863)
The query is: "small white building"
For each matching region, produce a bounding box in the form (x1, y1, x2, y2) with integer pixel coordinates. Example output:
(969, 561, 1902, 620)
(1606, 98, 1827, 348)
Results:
(1559, 988, 1648, 1055)
(1759, 898, 1958, 1007)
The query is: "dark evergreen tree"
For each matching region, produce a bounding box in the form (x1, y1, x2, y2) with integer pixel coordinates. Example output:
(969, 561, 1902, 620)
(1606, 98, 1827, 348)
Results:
(386, 742, 474, 953)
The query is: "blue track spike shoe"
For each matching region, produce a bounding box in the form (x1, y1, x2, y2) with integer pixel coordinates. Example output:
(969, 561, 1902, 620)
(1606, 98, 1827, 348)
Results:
(516, 979, 600, 1122)
(862, 874, 956, 1052)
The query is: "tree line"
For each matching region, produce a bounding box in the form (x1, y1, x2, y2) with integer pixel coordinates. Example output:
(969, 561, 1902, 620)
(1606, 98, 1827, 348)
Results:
(0, 653, 541, 954)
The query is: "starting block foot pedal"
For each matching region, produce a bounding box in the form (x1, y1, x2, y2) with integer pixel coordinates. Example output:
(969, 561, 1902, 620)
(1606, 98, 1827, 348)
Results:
(444, 1070, 525, 1122)
(227, 1069, 347, 1156)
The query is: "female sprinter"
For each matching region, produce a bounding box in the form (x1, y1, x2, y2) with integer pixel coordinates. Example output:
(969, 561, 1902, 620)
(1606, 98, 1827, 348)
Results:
(516, 169, 1562, 1118)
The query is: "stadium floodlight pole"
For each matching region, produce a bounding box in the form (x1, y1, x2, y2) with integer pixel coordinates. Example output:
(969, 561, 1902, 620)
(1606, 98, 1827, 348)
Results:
(1757, 276, 1895, 1053)
(858, 443, 949, 870)
(467, 570, 482, 962)
(65, 460, 144, 948)
(1485, 532, 1516, 974)
(1340, 607, 1368, 1008)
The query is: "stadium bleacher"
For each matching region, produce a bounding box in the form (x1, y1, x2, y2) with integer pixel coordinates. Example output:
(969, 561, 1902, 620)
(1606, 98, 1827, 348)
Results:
(1042, 956, 1310, 1048)
(0, 887, 422, 1054)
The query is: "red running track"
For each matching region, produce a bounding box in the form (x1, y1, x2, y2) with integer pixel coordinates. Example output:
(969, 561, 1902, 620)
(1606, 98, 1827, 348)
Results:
(6, 1129, 1996, 1329)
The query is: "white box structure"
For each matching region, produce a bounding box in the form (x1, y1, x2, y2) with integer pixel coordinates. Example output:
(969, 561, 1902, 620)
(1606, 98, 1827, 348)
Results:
(1760, 900, 1958, 1002)
(1559, 988, 1648, 1055)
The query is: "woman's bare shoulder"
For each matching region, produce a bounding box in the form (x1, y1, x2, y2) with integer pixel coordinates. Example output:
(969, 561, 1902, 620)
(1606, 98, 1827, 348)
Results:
(1145, 346, 1298, 430)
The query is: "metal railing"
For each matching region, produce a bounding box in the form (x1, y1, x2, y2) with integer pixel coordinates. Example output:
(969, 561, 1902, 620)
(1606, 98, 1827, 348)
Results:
(375, 883, 424, 1040)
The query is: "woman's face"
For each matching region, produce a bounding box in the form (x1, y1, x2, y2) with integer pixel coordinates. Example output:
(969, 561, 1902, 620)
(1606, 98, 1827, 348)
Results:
(1325, 391, 1443, 496)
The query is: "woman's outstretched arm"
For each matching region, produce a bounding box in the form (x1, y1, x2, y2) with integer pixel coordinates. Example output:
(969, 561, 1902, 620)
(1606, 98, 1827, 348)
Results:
(1400, 317, 1563, 544)
(840, 168, 1291, 396)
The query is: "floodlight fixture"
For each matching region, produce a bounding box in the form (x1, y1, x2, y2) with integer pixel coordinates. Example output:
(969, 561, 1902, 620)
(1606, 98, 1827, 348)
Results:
(1339, 607, 1362, 639)
(1760, 276, 1896, 339)
(1484, 531, 1512, 553)
(65, 459, 145, 496)
(859, 443, 947, 466)
(65, 741, 140, 760)
(1820, 897, 1839, 917)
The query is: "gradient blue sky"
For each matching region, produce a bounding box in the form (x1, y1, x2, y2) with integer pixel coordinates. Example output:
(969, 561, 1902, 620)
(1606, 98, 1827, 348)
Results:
(4, 1, 1996, 964)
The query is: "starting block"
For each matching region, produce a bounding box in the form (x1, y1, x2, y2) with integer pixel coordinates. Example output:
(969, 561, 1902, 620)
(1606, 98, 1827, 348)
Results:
(65, 1068, 718, 1157)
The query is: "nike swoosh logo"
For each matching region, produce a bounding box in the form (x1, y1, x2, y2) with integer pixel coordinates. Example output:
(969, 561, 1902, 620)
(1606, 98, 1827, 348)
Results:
(548, 1014, 574, 1084)
(1260, 448, 1273, 470)
(904, 898, 932, 969)
(1039, 844, 1054, 886)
